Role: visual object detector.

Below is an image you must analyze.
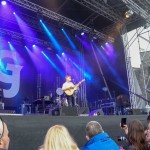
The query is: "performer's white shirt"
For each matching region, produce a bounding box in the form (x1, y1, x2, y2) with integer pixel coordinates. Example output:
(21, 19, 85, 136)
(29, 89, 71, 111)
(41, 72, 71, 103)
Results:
(62, 81, 74, 90)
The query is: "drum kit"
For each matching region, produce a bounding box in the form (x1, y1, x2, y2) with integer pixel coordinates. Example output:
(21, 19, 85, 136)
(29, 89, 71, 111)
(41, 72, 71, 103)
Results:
(55, 88, 68, 107)
(55, 87, 79, 107)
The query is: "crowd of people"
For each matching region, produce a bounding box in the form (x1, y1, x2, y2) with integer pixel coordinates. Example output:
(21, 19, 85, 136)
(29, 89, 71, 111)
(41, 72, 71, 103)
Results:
(1, 115, 150, 150)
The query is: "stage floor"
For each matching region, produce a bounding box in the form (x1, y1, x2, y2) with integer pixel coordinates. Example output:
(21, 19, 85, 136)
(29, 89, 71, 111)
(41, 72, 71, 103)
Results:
(1, 114, 148, 150)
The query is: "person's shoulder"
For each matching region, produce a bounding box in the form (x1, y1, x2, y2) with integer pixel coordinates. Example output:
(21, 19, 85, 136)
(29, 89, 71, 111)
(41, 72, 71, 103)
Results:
(127, 145, 136, 150)
(81, 146, 89, 150)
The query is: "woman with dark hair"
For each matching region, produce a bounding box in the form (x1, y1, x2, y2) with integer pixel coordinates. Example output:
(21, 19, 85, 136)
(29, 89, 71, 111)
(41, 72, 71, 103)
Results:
(122, 119, 148, 150)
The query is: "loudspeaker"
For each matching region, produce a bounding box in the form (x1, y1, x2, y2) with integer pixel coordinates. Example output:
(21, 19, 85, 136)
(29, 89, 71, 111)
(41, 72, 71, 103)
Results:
(0, 110, 16, 114)
(89, 109, 104, 116)
(132, 109, 143, 115)
(60, 107, 78, 116)
(78, 107, 89, 115)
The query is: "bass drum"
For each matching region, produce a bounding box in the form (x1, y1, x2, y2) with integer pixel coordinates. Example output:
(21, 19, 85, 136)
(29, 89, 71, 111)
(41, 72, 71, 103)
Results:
(56, 88, 64, 96)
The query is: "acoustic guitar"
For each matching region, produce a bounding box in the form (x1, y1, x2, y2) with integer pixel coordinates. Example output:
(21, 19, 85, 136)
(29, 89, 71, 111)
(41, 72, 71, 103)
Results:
(64, 79, 85, 96)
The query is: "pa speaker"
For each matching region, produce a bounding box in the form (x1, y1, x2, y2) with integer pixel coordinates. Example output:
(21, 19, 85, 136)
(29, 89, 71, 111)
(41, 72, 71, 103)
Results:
(132, 109, 143, 115)
(78, 107, 89, 115)
(60, 107, 78, 116)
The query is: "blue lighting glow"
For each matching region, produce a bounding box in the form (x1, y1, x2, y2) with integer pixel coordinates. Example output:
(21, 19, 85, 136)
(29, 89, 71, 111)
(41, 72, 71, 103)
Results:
(101, 45, 104, 50)
(8, 42, 19, 64)
(41, 51, 64, 77)
(61, 28, 77, 50)
(72, 61, 91, 80)
(40, 21, 62, 52)
(32, 44, 36, 48)
(24, 46, 30, 52)
(93, 42, 125, 87)
(13, 12, 16, 15)
(8, 42, 15, 51)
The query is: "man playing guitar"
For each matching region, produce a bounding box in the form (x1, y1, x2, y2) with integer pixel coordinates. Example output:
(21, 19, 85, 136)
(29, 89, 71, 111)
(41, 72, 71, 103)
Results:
(62, 75, 75, 107)
(62, 75, 85, 107)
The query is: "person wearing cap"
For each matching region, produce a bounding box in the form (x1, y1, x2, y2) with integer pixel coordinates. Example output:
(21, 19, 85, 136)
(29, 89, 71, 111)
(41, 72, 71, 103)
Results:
(82, 121, 119, 150)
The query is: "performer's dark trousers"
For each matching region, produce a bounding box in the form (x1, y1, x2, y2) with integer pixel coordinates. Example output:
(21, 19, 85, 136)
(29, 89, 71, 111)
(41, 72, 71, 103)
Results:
(66, 95, 75, 107)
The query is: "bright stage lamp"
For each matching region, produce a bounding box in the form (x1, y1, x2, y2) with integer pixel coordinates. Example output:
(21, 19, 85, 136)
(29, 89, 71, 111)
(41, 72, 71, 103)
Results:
(1, 1, 7, 6)
(81, 32, 85, 36)
(125, 10, 133, 18)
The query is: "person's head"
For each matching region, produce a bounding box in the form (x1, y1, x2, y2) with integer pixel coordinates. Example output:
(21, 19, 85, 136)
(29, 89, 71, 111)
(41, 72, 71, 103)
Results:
(66, 76, 71, 82)
(128, 119, 147, 150)
(44, 125, 78, 150)
(85, 121, 103, 140)
(0, 121, 10, 150)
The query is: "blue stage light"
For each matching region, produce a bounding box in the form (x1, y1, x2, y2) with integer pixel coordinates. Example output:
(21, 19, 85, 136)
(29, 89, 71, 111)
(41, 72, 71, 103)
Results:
(32, 44, 36, 48)
(13, 12, 16, 15)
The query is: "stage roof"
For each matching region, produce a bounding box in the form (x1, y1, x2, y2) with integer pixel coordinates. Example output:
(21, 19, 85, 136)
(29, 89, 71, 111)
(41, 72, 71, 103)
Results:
(29, 0, 148, 33)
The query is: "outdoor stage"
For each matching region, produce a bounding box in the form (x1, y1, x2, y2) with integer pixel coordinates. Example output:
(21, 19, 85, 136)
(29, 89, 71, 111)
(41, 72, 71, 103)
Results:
(1, 114, 148, 150)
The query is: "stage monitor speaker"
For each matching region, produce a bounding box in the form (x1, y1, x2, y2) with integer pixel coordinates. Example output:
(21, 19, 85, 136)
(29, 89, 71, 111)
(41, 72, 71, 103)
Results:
(0, 110, 16, 114)
(132, 109, 143, 115)
(89, 109, 104, 116)
(60, 107, 78, 116)
(78, 107, 89, 115)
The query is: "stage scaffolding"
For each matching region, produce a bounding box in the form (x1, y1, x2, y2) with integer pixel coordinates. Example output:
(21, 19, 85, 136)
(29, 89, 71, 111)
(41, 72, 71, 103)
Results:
(121, 25, 150, 109)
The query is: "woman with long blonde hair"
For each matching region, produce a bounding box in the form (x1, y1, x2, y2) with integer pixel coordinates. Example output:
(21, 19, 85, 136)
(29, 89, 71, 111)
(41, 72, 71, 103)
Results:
(43, 125, 78, 150)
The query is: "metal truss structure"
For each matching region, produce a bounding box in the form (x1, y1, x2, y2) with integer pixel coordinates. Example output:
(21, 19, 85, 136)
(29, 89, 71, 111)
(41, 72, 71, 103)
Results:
(121, 24, 150, 109)
(0, 27, 73, 53)
(122, 0, 150, 24)
(121, 26, 137, 109)
(7, 0, 114, 42)
(73, 0, 124, 23)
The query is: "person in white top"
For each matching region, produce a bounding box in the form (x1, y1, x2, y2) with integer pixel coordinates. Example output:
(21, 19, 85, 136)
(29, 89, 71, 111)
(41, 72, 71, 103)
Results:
(62, 76, 75, 107)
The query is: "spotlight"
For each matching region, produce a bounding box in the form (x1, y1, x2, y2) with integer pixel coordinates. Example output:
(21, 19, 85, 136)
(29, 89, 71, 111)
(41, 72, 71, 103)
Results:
(125, 10, 133, 18)
(32, 44, 36, 48)
(61, 28, 64, 31)
(1, 1, 6, 6)
(81, 32, 85, 36)
(13, 12, 16, 15)
(40, 19, 42, 22)
(62, 52, 65, 55)
(75, 35, 77, 38)
(105, 42, 108, 45)
(8, 41, 10, 44)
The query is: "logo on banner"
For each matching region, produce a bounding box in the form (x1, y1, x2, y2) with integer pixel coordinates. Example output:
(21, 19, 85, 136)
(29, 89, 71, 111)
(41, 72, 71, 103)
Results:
(0, 50, 23, 98)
